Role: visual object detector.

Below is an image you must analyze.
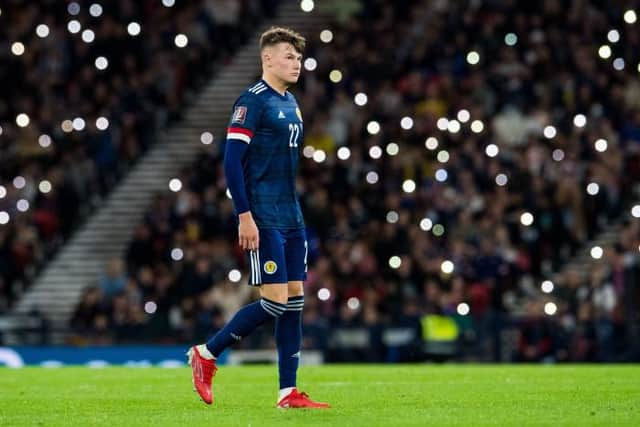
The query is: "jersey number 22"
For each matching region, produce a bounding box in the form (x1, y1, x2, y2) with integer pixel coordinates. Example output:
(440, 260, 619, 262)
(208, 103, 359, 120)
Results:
(288, 123, 300, 148)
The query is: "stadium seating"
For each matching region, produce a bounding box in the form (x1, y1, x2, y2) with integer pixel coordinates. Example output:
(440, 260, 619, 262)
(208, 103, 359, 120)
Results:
(0, 0, 276, 312)
(13, 1, 640, 362)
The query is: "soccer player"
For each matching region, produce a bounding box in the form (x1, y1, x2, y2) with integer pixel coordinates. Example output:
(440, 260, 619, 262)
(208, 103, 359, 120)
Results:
(187, 27, 329, 409)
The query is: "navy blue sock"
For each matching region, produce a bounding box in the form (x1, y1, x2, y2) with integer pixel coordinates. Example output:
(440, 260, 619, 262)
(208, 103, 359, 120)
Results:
(206, 298, 286, 358)
(275, 296, 304, 389)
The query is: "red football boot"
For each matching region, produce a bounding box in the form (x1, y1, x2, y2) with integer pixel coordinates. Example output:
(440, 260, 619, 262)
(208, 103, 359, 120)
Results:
(187, 346, 217, 405)
(277, 388, 330, 409)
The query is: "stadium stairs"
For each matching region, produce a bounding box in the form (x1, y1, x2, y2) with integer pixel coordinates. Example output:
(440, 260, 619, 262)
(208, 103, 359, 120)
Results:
(3, 1, 327, 344)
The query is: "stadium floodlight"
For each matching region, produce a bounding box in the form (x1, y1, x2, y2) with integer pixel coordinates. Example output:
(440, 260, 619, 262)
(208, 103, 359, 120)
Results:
(388, 256, 402, 269)
(573, 114, 587, 128)
(425, 137, 438, 150)
(457, 109, 470, 123)
(366, 121, 380, 135)
(470, 120, 484, 133)
(170, 248, 184, 261)
(169, 178, 182, 192)
(329, 69, 343, 83)
(144, 301, 157, 314)
(312, 149, 326, 163)
(624, 10, 637, 24)
(16, 199, 29, 212)
(386, 142, 399, 156)
(304, 57, 317, 71)
(13, 176, 26, 189)
(631, 205, 640, 218)
(432, 224, 445, 236)
(466, 51, 480, 65)
(543, 125, 556, 139)
(590, 246, 603, 259)
(72, 117, 86, 131)
(175, 34, 188, 48)
(302, 145, 315, 158)
(365, 171, 379, 184)
(36, 24, 50, 38)
(225, 189, 232, 199)
(337, 146, 350, 160)
(457, 303, 470, 315)
(95, 56, 109, 70)
(447, 119, 461, 133)
(96, 117, 109, 130)
(300, 0, 314, 12)
(162, 0, 175, 7)
(354, 92, 368, 106)
(586, 183, 599, 195)
(544, 302, 557, 315)
(552, 149, 565, 161)
(607, 29, 620, 43)
(67, 20, 81, 34)
(402, 179, 416, 193)
(495, 173, 508, 186)
(38, 134, 52, 148)
(504, 33, 518, 46)
(16, 113, 30, 127)
(520, 212, 534, 226)
(441, 260, 454, 274)
(200, 132, 214, 145)
(0, 211, 9, 225)
(82, 29, 95, 43)
(613, 57, 625, 71)
(541, 280, 554, 293)
(401, 116, 414, 130)
(61, 120, 74, 133)
(320, 29, 333, 43)
(39, 180, 52, 194)
(385, 211, 399, 224)
(89, 4, 103, 17)
(436, 150, 449, 163)
(347, 297, 360, 310)
(11, 42, 25, 56)
(435, 169, 448, 182)
(0, 185, 6, 198)
(485, 144, 499, 157)
(228, 270, 241, 283)
(598, 45, 612, 59)
(128, 22, 141, 37)
(420, 218, 433, 231)
(594, 138, 608, 152)
(317, 288, 330, 301)
(68, 2, 80, 15)
(436, 117, 449, 130)
(369, 146, 382, 159)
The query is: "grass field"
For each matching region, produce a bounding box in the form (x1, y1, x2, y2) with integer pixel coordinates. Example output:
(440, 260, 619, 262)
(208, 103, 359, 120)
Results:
(1, 365, 639, 426)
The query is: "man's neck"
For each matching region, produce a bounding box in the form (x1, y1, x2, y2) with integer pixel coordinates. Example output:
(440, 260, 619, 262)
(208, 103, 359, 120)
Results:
(261, 73, 287, 96)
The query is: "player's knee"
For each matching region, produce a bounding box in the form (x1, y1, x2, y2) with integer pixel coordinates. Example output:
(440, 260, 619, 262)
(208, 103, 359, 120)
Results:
(259, 284, 288, 305)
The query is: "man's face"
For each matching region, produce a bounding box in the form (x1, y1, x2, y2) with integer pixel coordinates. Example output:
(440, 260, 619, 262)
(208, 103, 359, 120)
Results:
(264, 42, 302, 84)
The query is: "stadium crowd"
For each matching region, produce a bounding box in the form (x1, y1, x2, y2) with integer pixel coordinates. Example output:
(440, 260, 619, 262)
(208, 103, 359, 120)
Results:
(43, 0, 640, 361)
(0, 0, 277, 312)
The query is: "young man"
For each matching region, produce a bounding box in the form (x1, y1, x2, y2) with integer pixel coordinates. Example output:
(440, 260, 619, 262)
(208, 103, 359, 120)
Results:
(187, 27, 329, 409)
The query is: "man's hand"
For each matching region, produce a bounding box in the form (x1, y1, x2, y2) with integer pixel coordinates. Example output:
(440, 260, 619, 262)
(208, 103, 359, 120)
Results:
(238, 211, 259, 251)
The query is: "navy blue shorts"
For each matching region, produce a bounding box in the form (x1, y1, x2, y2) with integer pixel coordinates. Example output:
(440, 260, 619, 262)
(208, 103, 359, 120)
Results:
(247, 228, 307, 286)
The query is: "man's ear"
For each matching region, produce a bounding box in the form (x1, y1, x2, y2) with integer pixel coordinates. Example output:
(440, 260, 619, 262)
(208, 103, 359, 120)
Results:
(261, 49, 272, 68)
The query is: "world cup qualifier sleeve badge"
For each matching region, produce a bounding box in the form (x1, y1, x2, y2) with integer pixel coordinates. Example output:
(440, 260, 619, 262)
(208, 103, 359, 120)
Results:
(232, 106, 247, 124)
(264, 261, 278, 274)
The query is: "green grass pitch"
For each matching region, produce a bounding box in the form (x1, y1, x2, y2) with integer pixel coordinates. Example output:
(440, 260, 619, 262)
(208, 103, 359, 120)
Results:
(1, 365, 639, 426)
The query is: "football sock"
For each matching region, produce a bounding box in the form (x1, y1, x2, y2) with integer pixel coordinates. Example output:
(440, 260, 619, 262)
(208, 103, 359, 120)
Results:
(276, 295, 304, 390)
(206, 298, 286, 358)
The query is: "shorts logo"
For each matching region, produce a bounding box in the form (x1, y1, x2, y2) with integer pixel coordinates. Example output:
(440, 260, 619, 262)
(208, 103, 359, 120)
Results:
(232, 106, 247, 124)
(264, 261, 278, 274)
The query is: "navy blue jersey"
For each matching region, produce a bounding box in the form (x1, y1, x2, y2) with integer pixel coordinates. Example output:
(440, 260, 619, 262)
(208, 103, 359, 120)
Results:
(226, 80, 305, 229)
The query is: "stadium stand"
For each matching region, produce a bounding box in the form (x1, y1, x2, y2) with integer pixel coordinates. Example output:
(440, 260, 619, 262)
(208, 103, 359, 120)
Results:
(5, 1, 640, 362)
(0, 0, 278, 312)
